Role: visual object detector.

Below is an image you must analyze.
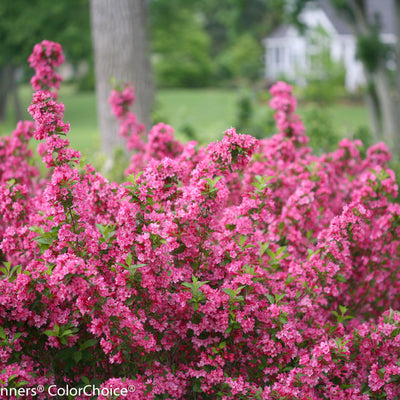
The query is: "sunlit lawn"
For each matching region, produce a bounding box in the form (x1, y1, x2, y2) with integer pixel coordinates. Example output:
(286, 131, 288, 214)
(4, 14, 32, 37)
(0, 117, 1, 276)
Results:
(0, 85, 369, 161)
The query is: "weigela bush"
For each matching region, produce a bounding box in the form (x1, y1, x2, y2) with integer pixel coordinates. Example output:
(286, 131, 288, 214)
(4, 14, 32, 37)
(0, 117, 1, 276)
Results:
(1, 41, 400, 400)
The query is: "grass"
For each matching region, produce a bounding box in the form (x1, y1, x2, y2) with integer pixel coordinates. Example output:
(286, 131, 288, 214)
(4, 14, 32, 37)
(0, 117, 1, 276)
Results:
(0, 85, 100, 157)
(156, 89, 239, 144)
(0, 84, 369, 161)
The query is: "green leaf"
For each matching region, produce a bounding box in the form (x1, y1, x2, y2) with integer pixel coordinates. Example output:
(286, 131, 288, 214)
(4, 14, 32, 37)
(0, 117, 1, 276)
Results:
(223, 288, 236, 300)
(266, 294, 275, 304)
(192, 379, 202, 393)
(339, 305, 348, 315)
(0, 327, 5, 340)
(60, 329, 73, 337)
(126, 253, 133, 267)
(279, 314, 288, 324)
(81, 376, 90, 385)
(335, 273, 347, 283)
(391, 328, 400, 338)
(73, 351, 82, 364)
(7, 179, 16, 187)
(96, 224, 105, 235)
(129, 264, 145, 275)
(80, 339, 97, 350)
(35, 237, 53, 245)
(259, 242, 269, 256)
(44, 330, 57, 337)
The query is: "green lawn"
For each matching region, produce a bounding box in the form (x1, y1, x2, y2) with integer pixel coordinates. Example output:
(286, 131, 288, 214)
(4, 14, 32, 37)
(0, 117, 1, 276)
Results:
(325, 103, 369, 134)
(156, 88, 238, 144)
(0, 85, 100, 157)
(0, 85, 369, 161)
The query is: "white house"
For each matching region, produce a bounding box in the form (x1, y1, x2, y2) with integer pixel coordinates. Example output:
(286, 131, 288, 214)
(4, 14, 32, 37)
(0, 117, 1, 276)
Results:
(263, 0, 397, 92)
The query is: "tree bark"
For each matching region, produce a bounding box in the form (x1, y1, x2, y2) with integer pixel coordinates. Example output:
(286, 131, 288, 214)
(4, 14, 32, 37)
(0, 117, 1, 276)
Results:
(394, 0, 400, 95)
(364, 79, 382, 141)
(347, 0, 399, 148)
(0, 65, 13, 122)
(373, 63, 399, 148)
(90, 0, 154, 157)
(393, 0, 400, 149)
(10, 67, 23, 122)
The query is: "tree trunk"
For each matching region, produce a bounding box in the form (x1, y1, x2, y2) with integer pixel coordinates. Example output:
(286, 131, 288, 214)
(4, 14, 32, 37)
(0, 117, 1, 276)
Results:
(0, 65, 13, 122)
(373, 63, 399, 148)
(10, 67, 23, 122)
(347, 0, 399, 149)
(394, 0, 400, 95)
(364, 79, 382, 142)
(393, 0, 400, 149)
(90, 0, 154, 157)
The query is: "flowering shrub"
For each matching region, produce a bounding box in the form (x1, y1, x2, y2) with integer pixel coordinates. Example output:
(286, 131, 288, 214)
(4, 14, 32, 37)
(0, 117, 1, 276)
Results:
(1, 41, 400, 399)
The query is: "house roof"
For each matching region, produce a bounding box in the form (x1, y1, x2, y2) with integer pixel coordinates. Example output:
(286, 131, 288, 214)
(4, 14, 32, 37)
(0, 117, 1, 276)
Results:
(266, 0, 395, 40)
(268, 24, 290, 39)
(318, 0, 352, 35)
(368, 0, 395, 34)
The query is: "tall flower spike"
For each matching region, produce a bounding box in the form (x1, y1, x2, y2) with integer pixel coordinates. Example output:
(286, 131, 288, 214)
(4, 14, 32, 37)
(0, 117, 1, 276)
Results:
(269, 81, 308, 144)
(28, 40, 65, 92)
(27, 41, 80, 168)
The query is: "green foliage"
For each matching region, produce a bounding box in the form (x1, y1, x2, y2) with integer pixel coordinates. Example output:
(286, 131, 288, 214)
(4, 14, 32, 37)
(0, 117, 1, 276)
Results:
(356, 29, 389, 73)
(353, 124, 373, 157)
(236, 92, 253, 129)
(152, 8, 214, 88)
(216, 34, 263, 83)
(302, 105, 373, 157)
(0, 0, 91, 67)
(150, 0, 285, 87)
(302, 78, 346, 105)
(182, 276, 209, 311)
(76, 61, 95, 92)
(302, 105, 340, 154)
(90, 146, 129, 184)
(235, 90, 275, 139)
(301, 26, 346, 104)
(198, 0, 285, 56)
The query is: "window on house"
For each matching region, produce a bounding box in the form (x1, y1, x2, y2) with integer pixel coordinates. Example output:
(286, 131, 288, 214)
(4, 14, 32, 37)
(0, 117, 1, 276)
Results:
(341, 42, 346, 59)
(275, 47, 280, 65)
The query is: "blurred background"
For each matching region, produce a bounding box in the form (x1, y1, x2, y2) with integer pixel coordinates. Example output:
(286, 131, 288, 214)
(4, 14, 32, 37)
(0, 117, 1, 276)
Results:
(1, 0, 399, 166)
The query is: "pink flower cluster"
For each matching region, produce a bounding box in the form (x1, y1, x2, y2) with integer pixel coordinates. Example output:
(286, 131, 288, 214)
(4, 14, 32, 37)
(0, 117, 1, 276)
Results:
(109, 86, 184, 175)
(109, 84, 145, 151)
(269, 81, 307, 144)
(1, 42, 400, 399)
(207, 127, 258, 171)
(27, 41, 80, 169)
(28, 40, 65, 92)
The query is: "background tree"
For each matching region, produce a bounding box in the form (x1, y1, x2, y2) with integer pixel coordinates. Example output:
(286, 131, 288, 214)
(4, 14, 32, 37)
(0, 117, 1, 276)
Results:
(90, 0, 154, 158)
(0, 0, 91, 122)
(149, 0, 285, 87)
(291, 0, 400, 149)
(198, 0, 285, 85)
(334, 0, 398, 148)
(150, 3, 214, 88)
